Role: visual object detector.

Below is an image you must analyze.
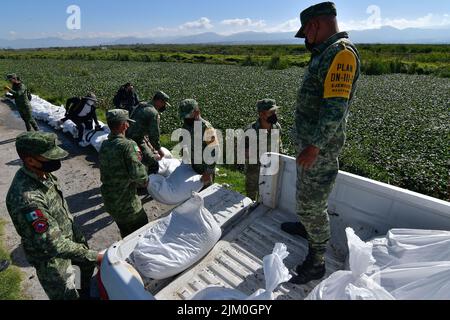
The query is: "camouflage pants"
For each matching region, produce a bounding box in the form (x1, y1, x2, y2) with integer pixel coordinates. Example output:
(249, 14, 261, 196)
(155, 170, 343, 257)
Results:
(296, 148, 339, 253)
(33, 257, 95, 300)
(138, 141, 159, 175)
(114, 208, 149, 238)
(245, 164, 260, 201)
(18, 107, 39, 132)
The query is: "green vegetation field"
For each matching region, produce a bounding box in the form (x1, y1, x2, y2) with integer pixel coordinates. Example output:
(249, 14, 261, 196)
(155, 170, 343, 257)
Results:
(0, 45, 448, 201)
(1, 44, 449, 77)
(0, 220, 23, 300)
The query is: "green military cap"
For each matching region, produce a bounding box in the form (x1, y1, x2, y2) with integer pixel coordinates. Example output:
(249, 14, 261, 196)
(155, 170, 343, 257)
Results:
(106, 109, 136, 124)
(295, 2, 337, 38)
(6, 73, 18, 81)
(16, 132, 69, 160)
(257, 99, 281, 112)
(153, 91, 171, 107)
(179, 99, 200, 119)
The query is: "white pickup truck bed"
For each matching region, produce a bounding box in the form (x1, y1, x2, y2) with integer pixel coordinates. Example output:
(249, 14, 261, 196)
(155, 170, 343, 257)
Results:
(155, 206, 345, 300)
(100, 154, 450, 300)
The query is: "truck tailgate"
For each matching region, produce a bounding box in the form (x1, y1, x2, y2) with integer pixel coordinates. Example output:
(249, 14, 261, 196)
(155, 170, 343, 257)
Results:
(155, 205, 346, 300)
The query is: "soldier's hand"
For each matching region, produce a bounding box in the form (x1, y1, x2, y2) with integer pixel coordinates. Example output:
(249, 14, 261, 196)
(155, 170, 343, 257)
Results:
(297, 145, 320, 170)
(4, 86, 11, 91)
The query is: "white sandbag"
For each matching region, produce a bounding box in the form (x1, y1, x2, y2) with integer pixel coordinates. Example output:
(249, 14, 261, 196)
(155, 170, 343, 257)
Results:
(30, 95, 65, 122)
(191, 243, 292, 301)
(157, 147, 181, 177)
(306, 228, 395, 300)
(372, 262, 450, 300)
(160, 147, 173, 159)
(84, 130, 109, 152)
(370, 229, 450, 269)
(158, 158, 182, 177)
(62, 120, 79, 138)
(130, 193, 222, 280)
(147, 163, 203, 205)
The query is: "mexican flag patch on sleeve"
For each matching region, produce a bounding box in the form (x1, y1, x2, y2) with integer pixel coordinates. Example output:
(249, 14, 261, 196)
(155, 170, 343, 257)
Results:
(25, 209, 45, 223)
(25, 210, 49, 234)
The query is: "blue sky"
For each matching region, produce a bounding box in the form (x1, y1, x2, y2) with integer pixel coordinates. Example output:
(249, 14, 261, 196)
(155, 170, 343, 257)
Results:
(3, 0, 450, 39)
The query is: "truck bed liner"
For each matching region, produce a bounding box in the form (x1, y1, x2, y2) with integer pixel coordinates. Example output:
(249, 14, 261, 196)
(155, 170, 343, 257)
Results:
(155, 206, 347, 300)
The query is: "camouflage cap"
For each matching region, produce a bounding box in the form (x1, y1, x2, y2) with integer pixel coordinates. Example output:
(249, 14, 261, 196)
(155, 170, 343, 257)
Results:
(153, 91, 171, 107)
(295, 2, 337, 38)
(257, 99, 281, 113)
(6, 73, 18, 81)
(179, 99, 200, 119)
(106, 109, 136, 124)
(16, 132, 69, 160)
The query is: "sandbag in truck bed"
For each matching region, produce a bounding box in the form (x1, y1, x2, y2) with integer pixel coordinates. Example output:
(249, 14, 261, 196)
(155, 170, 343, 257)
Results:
(130, 193, 222, 280)
(147, 163, 204, 205)
(306, 228, 450, 300)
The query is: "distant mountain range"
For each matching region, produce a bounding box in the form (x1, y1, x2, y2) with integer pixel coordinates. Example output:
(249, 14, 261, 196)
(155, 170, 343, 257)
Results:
(1, 26, 449, 49)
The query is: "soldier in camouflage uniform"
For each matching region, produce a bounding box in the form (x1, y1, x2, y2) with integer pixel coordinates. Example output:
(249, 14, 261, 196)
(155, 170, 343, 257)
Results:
(99, 109, 149, 238)
(179, 99, 217, 186)
(113, 82, 140, 113)
(282, 2, 361, 284)
(126, 91, 171, 174)
(6, 132, 101, 300)
(244, 99, 283, 201)
(4, 74, 40, 131)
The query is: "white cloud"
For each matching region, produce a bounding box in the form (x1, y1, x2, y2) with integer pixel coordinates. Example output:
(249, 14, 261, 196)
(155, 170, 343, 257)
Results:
(264, 18, 299, 33)
(180, 17, 213, 30)
(340, 12, 450, 31)
(220, 18, 266, 28)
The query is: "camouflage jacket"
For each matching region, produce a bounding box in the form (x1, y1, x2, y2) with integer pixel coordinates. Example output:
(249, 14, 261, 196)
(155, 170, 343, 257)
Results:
(244, 119, 284, 160)
(182, 118, 217, 175)
(127, 102, 161, 151)
(8, 83, 32, 111)
(293, 32, 360, 153)
(99, 133, 148, 218)
(6, 167, 97, 265)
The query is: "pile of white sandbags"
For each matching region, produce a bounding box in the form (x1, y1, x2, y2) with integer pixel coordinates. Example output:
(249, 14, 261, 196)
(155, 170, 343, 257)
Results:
(130, 193, 222, 280)
(28, 94, 110, 151)
(306, 228, 450, 300)
(27, 95, 203, 205)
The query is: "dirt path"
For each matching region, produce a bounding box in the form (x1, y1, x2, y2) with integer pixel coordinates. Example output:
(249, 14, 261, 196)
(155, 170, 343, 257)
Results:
(0, 99, 173, 300)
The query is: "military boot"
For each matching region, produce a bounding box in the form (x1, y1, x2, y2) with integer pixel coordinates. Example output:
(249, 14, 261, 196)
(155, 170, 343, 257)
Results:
(0, 260, 10, 273)
(281, 222, 308, 239)
(289, 246, 326, 285)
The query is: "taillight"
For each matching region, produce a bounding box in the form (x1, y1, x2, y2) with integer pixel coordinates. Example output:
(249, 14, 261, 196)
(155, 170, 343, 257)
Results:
(96, 263, 110, 300)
